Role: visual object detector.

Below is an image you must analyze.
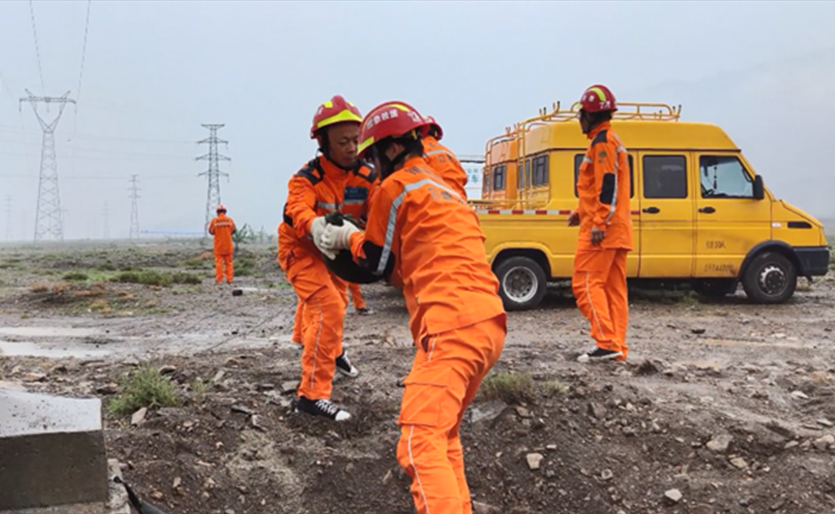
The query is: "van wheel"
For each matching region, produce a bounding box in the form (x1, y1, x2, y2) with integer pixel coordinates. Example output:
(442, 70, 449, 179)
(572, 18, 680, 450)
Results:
(692, 279, 737, 299)
(741, 251, 797, 304)
(495, 256, 547, 311)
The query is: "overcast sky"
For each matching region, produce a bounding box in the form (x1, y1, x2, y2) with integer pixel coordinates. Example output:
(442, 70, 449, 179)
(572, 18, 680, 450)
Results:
(1, 1, 834, 241)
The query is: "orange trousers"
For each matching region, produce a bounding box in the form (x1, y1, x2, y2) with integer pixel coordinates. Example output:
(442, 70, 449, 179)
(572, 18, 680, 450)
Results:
(396, 314, 506, 514)
(571, 248, 629, 359)
(215, 253, 233, 283)
(282, 249, 345, 400)
(291, 276, 363, 344)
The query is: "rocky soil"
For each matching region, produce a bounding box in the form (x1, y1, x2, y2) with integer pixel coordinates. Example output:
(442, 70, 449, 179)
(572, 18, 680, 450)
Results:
(1, 240, 834, 514)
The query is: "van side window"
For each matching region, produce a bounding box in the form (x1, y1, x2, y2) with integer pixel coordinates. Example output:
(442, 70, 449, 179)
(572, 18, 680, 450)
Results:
(699, 155, 753, 198)
(574, 154, 634, 198)
(517, 162, 524, 189)
(532, 155, 549, 186)
(642, 155, 687, 199)
(493, 164, 505, 191)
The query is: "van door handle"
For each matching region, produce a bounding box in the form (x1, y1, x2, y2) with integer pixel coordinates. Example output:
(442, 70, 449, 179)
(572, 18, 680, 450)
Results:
(699, 206, 716, 214)
(642, 207, 660, 214)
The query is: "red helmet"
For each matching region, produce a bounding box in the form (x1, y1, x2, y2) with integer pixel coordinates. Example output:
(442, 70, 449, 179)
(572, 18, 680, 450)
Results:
(216, 203, 226, 212)
(310, 95, 363, 139)
(422, 115, 443, 140)
(357, 101, 427, 158)
(579, 84, 618, 113)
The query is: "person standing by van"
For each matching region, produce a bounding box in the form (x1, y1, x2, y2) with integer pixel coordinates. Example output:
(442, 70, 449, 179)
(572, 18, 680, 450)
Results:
(567, 84, 634, 361)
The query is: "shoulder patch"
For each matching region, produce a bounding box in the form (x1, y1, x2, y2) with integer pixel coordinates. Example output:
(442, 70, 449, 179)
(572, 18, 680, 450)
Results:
(592, 129, 609, 146)
(296, 158, 323, 185)
(354, 161, 378, 183)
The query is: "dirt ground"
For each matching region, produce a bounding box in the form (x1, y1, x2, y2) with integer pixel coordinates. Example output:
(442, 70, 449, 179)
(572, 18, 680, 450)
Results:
(1, 240, 834, 514)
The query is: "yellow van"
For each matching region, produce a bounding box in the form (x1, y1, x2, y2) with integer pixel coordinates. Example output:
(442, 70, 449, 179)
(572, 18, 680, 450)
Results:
(474, 102, 830, 310)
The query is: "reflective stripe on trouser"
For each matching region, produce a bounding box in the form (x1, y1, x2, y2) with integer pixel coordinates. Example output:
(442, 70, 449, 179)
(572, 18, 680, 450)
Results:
(287, 257, 346, 400)
(571, 249, 629, 359)
(396, 314, 506, 514)
(215, 254, 233, 283)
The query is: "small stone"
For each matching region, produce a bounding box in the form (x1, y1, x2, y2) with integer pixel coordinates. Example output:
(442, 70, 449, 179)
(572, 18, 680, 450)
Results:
(706, 434, 733, 453)
(784, 440, 799, 449)
(22, 372, 47, 382)
(212, 369, 225, 383)
(151, 491, 163, 500)
(281, 380, 298, 395)
(516, 406, 532, 418)
(159, 365, 177, 375)
(817, 418, 834, 428)
(382, 469, 393, 485)
(588, 402, 607, 419)
(546, 444, 558, 451)
(664, 488, 683, 503)
(256, 383, 275, 391)
(601, 469, 613, 481)
(131, 407, 148, 426)
(96, 382, 119, 395)
(729, 457, 747, 469)
(472, 501, 500, 514)
(812, 434, 834, 451)
(231, 404, 255, 416)
(691, 328, 706, 335)
(790, 390, 809, 400)
(172, 477, 181, 489)
(526, 453, 544, 471)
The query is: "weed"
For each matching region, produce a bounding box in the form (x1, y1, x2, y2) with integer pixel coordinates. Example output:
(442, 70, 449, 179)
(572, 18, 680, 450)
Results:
(63, 271, 89, 282)
(29, 283, 49, 293)
(170, 272, 202, 285)
(108, 365, 180, 415)
(96, 262, 117, 272)
(190, 377, 212, 404)
(113, 270, 200, 287)
(479, 371, 535, 404)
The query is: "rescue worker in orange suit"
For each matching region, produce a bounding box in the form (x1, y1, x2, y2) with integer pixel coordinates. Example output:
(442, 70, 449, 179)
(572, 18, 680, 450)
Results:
(320, 101, 506, 514)
(567, 84, 634, 362)
(208, 204, 236, 284)
(421, 115, 469, 199)
(277, 95, 375, 421)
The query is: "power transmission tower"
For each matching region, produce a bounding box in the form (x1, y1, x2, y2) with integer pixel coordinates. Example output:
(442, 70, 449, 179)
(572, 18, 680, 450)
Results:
(102, 202, 109, 239)
(196, 124, 230, 229)
(4, 196, 12, 241)
(19, 89, 75, 242)
(128, 175, 141, 241)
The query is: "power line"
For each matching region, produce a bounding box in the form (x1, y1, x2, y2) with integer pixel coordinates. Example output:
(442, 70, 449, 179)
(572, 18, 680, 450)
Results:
(27, 0, 46, 97)
(128, 175, 140, 241)
(19, 89, 76, 242)
(76, 0, 92, 106)
(196, 124, 230, 230)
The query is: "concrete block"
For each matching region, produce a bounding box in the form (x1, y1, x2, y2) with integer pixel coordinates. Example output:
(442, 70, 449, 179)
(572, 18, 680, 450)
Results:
(0, 388, 108, 511)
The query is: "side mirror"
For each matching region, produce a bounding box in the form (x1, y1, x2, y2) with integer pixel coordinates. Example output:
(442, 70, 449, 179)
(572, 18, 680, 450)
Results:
(753, 175, 765, 200)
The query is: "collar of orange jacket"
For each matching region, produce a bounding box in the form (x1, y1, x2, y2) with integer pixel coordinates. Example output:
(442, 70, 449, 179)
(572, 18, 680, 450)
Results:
(318, 154, 355, 177)
(587, 120, 612, 140)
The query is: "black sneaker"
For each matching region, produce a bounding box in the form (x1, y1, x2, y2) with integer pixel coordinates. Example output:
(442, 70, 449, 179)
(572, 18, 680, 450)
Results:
(294, 396, 351, 422)
(335, 350, 360, 378)
(356, 307, 374, 315)
(578, 347, 623, 363)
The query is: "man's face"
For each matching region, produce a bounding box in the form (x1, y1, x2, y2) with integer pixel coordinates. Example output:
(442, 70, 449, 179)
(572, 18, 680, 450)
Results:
(579, 110, 592, 134)
(324, 123, 359, 168)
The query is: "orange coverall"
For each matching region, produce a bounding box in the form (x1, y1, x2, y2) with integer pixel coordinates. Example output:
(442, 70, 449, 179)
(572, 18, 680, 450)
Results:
(208, 213, 236, 283)
(347, 156, 506, 514)
(278, 157, 376, 399)
(423, 135, 469, 200)
(287, 165, 377, 344)
(572, 121, 634, 360)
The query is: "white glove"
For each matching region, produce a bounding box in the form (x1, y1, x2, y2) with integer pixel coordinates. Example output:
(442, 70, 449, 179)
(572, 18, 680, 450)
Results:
(321, 223, 360, 253)
(309, 216, 336, 260)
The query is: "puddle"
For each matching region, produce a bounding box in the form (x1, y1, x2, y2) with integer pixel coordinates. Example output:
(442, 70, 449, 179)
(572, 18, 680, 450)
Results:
(0, 327, 101, 338)
(0, 341, 111, 360)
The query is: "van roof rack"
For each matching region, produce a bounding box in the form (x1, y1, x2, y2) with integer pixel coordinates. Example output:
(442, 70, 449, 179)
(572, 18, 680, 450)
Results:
(548, 101, 682, 121)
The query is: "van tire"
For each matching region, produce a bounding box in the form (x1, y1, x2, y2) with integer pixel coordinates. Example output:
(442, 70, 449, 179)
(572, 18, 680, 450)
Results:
(495, 256, 547, 311)
(692, 279, 737, 299)
(741, 251, 797, 304)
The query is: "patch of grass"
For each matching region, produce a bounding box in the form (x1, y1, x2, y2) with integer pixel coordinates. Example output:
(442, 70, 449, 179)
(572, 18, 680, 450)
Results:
(108, 365, 180, 415)
(170, 272, 202, 285)
(0, 262, 22, 270)
(480, 371, 535, 404)
(96, 262, 117, 272)
(112, 270, 201, 287)
(235, 256, 257, 277)
(190, 377, 212, 404)
(63, 271, 89, 282)
(542, 379, 570, 397)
